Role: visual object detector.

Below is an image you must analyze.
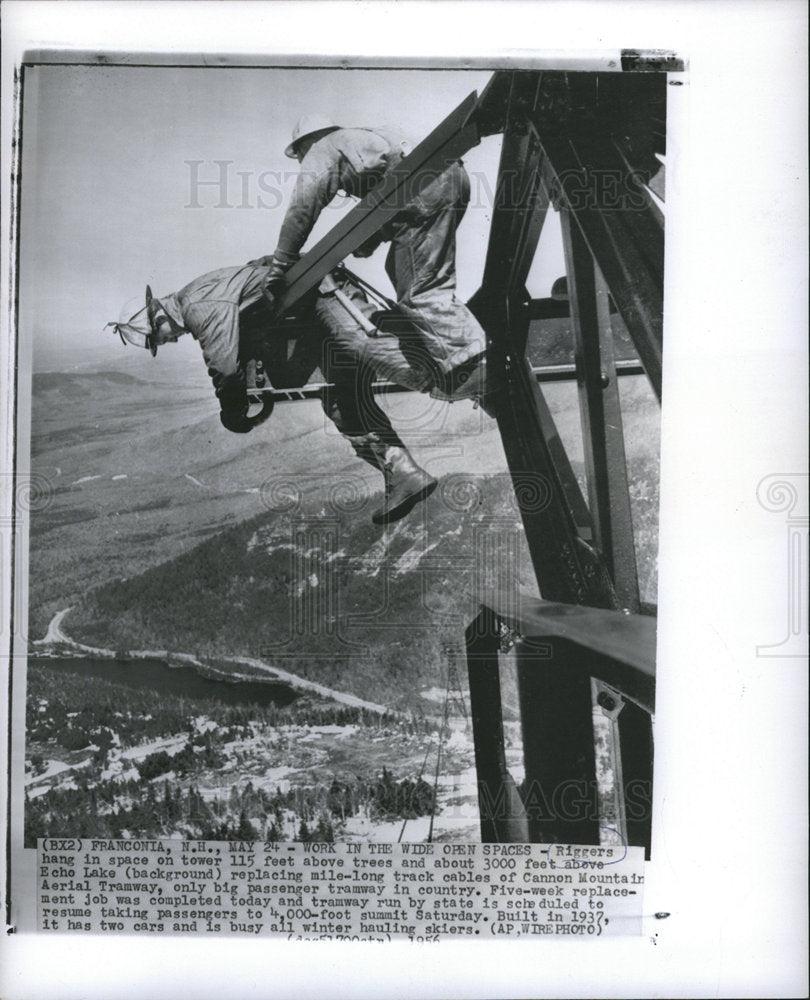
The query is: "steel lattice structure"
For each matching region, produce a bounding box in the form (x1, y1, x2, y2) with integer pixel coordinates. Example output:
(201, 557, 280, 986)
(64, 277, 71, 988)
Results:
(277, 65, 673, 852)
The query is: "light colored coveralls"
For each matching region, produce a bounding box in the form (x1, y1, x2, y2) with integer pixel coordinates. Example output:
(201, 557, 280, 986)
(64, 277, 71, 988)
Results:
(156, 263, 416, 449)
(275, 127, 486, 375)
(160, 264, 269, 377)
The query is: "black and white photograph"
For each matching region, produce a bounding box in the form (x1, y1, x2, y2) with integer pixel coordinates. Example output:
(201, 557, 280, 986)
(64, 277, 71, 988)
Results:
(1, 2, 807, 999)
(16, 55, 666, 854)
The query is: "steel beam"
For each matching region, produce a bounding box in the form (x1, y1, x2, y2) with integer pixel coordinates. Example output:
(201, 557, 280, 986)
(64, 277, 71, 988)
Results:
(491, 597, 656, 714)
(473, 70, 517, 137)
(470, 76, 602, 559)
(617, 699, 654, 857)
(516, 638, 600, 845)
(478, 75, 549, 303)
(465, 607, 529, 842)
(252, 360, 646, 403)
(611, 136, 666, 238)
(520, 361, 595, 538)
(533, 125, 664, 401)
(495, 352, 618, 608)
(510, 176, 550, 304)
(561, 209, 641, 609)
(580, 128, 665, 285)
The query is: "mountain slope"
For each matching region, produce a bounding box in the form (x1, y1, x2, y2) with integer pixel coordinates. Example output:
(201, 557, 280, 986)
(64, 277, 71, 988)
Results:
(26, 365, 659, 682)
(70, 472, 539, 708)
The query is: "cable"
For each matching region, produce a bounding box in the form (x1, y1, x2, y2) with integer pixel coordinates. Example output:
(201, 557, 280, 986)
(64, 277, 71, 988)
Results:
(334, 264, 397, 311)
(397, 725, 434, 844)
(426, 660, 454, 844)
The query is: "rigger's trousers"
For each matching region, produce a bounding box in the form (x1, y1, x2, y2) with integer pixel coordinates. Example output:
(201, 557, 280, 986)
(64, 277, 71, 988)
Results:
(312, 289, 433, 446)
(383, 161, 486, 374)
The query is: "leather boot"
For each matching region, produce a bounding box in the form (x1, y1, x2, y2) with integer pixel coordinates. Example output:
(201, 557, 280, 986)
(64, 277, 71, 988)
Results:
(430, 352, 505, 416)
(346, 433, 437, 524)
(371, 443, 438, 524)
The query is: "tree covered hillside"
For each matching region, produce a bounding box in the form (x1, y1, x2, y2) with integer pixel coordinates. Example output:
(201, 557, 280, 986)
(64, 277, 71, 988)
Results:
(69, 473, 539, 706)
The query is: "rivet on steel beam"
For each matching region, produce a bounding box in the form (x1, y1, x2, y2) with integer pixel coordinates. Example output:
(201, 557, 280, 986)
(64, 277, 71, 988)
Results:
(600, 370, 610, 388)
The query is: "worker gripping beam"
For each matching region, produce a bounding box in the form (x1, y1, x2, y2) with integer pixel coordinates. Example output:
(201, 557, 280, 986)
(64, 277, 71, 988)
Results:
(274, 91, 481, 316)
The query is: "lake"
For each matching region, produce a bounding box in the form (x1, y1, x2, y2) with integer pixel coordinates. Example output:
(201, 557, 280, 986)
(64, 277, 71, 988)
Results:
(30, 656, 301, 708)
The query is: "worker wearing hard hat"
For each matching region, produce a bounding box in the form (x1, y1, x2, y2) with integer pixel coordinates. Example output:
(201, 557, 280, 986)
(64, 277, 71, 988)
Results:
(107, 262, 438, 524)
(263, 115, 487, 382)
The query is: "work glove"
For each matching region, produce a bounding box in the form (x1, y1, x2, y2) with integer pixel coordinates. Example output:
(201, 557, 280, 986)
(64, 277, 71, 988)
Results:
(220, 396, 275, 433)
(247, 255, 276, 267)
(261, 250, 299, 310)
(209, 367, 275, 434)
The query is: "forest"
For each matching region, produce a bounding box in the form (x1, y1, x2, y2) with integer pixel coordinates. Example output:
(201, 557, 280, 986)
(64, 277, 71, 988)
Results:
(25, 662, 439, 847)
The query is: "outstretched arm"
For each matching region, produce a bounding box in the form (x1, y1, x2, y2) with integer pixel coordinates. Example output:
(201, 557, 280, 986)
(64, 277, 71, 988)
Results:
(275, 143, 343, 260)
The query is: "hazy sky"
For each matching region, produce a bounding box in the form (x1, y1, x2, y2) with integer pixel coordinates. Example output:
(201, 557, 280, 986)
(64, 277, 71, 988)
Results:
(19, 64, 564, 366)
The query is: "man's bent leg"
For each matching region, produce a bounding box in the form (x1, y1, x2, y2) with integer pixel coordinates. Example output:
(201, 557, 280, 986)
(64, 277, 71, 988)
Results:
(385, 163, 487, 374)
(319, 332, 437, 525)
(313, 287, 436, 392)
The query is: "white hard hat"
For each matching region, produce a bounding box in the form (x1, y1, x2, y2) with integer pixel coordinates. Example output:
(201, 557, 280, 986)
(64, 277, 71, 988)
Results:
(284, 114, 341, 158)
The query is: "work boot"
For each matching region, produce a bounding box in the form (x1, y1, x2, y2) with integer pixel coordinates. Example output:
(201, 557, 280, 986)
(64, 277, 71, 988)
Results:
(346, 433, 437, 524)
(372, 444, 438, 525)
(439, 352, 489, 399)
(431, 352, 506, 417)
